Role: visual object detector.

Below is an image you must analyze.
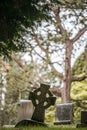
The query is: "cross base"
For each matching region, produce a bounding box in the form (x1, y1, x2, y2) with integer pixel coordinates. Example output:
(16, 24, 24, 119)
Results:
(15, 119, 48, 127)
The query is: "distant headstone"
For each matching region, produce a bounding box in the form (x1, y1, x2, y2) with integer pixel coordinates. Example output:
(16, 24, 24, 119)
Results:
(77, 111, 87, 128)
(29, 83, 56, 123)
(18, 100, 34, 121)
(54, 103, 73, 125)
(81, 111, 87, 124)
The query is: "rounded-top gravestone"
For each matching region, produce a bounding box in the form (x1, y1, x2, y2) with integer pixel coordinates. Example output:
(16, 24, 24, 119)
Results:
(18, 100, 34, 121)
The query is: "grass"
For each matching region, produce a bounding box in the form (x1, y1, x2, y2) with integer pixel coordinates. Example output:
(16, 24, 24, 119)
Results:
(0, 125, 87, 130)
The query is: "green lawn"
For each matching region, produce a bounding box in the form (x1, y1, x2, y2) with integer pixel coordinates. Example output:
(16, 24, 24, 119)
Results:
(0, 125, 87, 130)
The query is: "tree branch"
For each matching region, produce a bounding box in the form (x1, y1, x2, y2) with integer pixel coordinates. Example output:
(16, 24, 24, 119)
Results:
(33, 33, 64, 80)
(72, 99, 87, 109)
(49, 62, 64, 80)
(11, 53, 25, 70)
(71, 26, 87, 44)
(72, 73, 87, 82)
(50, 87, 61, 97)
(53, 7, 67, 35)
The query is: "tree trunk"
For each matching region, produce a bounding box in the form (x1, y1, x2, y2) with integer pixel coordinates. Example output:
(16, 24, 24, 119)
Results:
(61, 42, 73, 103)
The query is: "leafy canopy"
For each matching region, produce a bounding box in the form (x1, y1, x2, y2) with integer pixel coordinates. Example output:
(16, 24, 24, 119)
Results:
(0, 0, 51, 57)
(0, 0, 87, 57)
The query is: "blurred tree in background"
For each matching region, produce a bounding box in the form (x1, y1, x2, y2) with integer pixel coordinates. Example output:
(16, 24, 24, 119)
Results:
(0, 0, 87, 57)
(71, 46, 87, 123)
(0, 0, 87, 125)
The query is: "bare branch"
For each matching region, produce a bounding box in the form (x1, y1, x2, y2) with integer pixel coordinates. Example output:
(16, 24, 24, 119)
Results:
(34, 35, 46, 52)
(11, 53, 25, 70)
(33, 32, 64, 80)
(72, 73, 87, 82)
(71, 26, 87, 44)
(72, 99, 87, 109)
(49, 59, 63, 80)
(53, 7, 67, 35)
(50, 87, 61, 97)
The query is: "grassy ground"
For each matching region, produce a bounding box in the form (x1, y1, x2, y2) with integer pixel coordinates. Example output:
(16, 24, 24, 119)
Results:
(0, 125, 87, 130)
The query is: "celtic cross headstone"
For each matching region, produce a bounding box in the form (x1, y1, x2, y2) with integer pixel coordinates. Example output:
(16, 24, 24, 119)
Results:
(15, 83, 56, 127)
(29, 83, 56, 123)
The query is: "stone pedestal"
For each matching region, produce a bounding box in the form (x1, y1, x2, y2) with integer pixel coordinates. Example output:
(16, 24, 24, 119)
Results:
(77, 111, 87, 128)
(54, 103, 73, 125)
(18, 100, 34, 121)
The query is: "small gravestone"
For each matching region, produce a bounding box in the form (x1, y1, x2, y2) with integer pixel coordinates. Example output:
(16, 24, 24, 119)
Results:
(81, 111, 87, 124)
(18, 100, 34, 121)
(77, 111, 87, 128)
(54, 103, 73, 125)
(15, 83, 56, 127)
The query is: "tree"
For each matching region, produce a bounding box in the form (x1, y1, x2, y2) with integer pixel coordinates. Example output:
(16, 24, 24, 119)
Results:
(1, 53, 57, 125)
(0, 0, 87, 103)
(0, 0, 87, 125)
(20, 0, 87, 103)
(0, 55, 38, 125)
(0, 0, 87, 57)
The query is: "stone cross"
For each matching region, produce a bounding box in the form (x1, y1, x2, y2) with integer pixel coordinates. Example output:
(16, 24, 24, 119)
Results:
(29, 83, 56, 123)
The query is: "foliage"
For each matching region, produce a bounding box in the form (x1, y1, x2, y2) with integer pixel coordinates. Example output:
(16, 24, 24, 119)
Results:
(46, 48, 87, 124)
(20, 0, 87, 102)
(71, 81, 87, 100)
(0, 0, 87, 125)
(0, 0, 87, 57)
(0, 0, 51, 57)
(71, 48, 87, 101)
(72, 51, 87, 75)
(71, 50, 87, 123)
(71, 80, 87, 123)
(45, 98, 61, 124)
(5, 61, 36, 124)
(45, 106, 55, 124)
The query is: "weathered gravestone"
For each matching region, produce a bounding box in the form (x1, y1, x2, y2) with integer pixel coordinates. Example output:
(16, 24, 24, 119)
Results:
(15, 83, 56, 127)
(54, 103, 73, 125)
(77, 110, 87, 128)
(18, 100, 34, 121)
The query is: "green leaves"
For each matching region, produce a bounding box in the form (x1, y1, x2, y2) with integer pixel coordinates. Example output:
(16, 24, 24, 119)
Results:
(72, 51, 87, 76)
(0, 0, 52, 57)
(0, 0, 87, 57)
